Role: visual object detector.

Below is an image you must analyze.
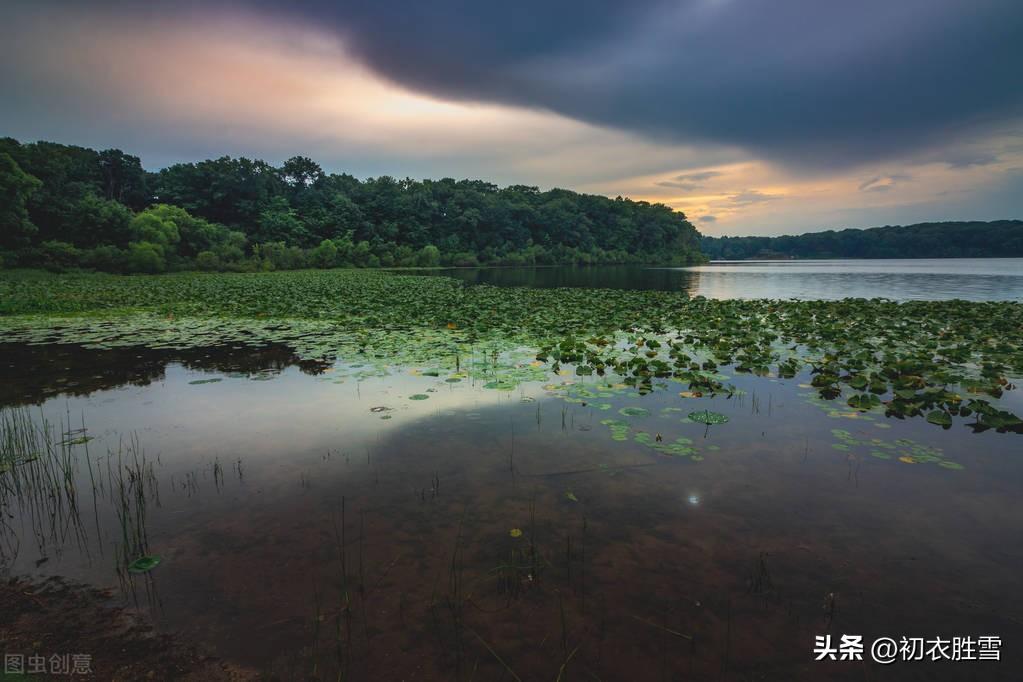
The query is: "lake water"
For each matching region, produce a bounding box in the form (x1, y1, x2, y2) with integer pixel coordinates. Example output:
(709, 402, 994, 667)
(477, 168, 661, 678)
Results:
(428, 258, 1023, 301)
(2, 264, 1022, 679)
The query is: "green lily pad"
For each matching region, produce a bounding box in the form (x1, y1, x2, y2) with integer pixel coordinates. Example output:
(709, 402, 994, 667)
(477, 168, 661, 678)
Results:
(619, 407, 650, 417)
(127, 555, 161, 574)
(688, 410, 729, 425)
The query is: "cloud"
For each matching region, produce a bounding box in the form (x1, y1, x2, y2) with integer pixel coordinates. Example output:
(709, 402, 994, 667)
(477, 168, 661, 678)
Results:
(656, 170, 723, 191)
(858, 174, 911, 192)
(0, 7, 731, 187)
(261, 0, 1023, 171)
(656, 180, 700, 191)
(673, 171, 722, 183)
(728, 190, 781, 206)
(1, 2, 1020, 238)
(944, 152, 1000, 169)
(6, 1, 1023, 173)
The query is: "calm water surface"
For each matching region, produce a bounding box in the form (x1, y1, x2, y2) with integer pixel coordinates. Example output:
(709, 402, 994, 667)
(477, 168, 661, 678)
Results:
(2, 339, 1021, 680)
(2, 262, 1022, 679)
(427, 258, 1023, 301)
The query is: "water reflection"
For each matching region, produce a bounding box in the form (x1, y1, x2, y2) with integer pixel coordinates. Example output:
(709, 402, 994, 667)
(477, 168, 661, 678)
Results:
(417, 258, 1023, 301)
(679, 258, 1023, 301)
(2, 343, 1022, 678)
(420, 264, 703, 291)
(0, 342, 329, 407)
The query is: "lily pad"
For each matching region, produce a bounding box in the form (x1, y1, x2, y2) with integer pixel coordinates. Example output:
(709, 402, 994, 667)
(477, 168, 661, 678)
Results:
(127, 555, 161, 574)
(619, 407, 650, 417)
(688, 410, 729, 425)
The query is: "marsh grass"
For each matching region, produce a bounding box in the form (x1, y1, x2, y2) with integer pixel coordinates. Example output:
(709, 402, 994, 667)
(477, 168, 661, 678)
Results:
(0, 407, 89, 564)
(1, 406, 163, 606)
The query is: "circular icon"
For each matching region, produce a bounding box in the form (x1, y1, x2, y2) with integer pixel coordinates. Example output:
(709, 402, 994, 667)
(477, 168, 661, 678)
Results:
(871, 637, 898, 665)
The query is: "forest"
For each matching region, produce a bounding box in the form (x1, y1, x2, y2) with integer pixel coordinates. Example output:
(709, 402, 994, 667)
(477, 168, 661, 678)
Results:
(700, 221, 1023, 260)
(0, 138, 704, 273)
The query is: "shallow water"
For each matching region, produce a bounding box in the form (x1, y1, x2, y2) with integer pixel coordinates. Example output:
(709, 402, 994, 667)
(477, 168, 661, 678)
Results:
(425, 259, 1023, 301)
(2, 342, 1022, 680)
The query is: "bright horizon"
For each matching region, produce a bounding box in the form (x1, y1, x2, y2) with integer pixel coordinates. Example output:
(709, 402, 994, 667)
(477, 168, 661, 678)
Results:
(2, 1, 1022, 237)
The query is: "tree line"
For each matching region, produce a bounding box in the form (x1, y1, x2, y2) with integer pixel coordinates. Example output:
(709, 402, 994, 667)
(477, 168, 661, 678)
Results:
(0, 138, 704, 273)
(700, 221, 1023, 260)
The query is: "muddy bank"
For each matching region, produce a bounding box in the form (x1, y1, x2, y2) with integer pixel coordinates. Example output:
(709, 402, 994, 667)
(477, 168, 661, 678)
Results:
(0, 577, 253, 681)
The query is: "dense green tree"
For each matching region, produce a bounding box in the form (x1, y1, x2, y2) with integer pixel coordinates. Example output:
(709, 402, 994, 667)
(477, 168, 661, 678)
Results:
(416, 244, 441, 267)
(98, 149, 149, 210)
(281, 156, 324, 190)
(309, 239, 339, 268)
(70, 194, 135, 247)
(36, 240, 81, 271)
(701, 221, 1023, 259)
(131, 207, 181, 247)
(126, 241, 166, 273)
(255, 197, 310, 245)
(0, 152, 41, 249)
(0, 137, 709, 272)
(132, 204, 227, 257)
(153, 156, 282, 229)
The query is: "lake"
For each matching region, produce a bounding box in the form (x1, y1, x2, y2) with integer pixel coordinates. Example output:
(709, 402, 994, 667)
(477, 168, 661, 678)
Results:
(1, 266, 1021, 680)
(427, 258, 1023, 301)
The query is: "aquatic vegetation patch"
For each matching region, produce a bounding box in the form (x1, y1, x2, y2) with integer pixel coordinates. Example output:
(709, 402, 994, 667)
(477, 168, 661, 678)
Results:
(688, 410, 729, 425)
(127, 555, 161, 574)
(2, 269, 1022, 432)
(600, 419, 631, 442)
(830, 429, 961, 469)
(598, 418, 706, 460)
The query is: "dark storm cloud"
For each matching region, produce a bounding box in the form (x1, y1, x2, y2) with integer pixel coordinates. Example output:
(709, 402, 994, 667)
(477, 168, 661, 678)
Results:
(252, 0, 1023, 170)
(4, 0, 1023, 172)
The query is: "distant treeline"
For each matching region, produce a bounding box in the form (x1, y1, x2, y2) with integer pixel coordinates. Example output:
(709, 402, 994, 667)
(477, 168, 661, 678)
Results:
(701, 221, 1023, 260)
(0, 137, 704, 273)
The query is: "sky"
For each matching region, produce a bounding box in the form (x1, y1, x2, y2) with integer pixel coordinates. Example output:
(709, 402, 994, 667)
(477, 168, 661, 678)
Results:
(2, 1, 1022, 236)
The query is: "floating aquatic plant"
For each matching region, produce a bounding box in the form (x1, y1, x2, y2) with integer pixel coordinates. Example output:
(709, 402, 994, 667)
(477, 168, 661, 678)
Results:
(127, 555, 161, 574)
(688, 410, 729, 425)
(2, 269, 1021, 432)
(830, 429, 962, 469)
